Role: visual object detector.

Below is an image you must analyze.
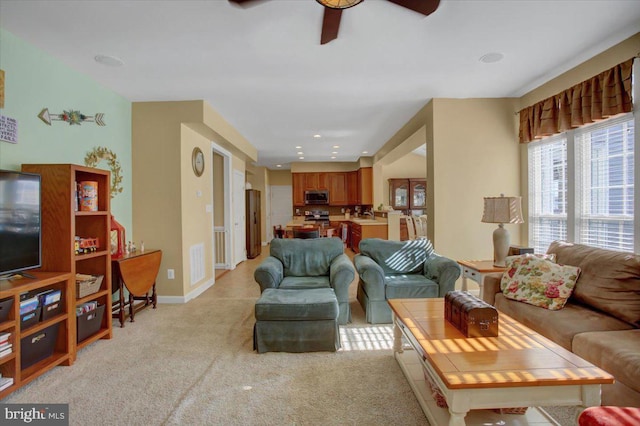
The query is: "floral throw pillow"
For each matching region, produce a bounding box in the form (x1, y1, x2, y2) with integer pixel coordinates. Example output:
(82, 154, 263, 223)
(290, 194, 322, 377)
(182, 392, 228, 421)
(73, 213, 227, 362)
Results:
(500, 255, 580, 310)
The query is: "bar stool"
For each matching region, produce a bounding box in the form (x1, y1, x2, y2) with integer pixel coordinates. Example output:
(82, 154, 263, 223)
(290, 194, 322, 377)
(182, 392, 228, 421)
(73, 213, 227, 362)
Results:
(273, 225, 286, 239)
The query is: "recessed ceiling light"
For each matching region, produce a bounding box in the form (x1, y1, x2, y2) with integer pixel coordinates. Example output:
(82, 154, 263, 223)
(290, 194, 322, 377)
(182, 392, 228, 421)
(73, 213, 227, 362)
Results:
(331, 156, 336, 159)
(94, 54, 124, 67)
(331, 151, 338, 154)
(297, 151, 304, 155)
(313, 134, 321, 138)
(276, 164, 282, 168)
(333, 145, 340, 149)
(295, 146, 302, 149)
(299, 156, 305, 160)
(362, 151, 368, 154)
(479, 52, 504, 63)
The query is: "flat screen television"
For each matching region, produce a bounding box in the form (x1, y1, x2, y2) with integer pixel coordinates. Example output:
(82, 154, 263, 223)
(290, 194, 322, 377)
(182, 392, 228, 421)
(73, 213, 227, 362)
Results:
(0, 170, 41, 278)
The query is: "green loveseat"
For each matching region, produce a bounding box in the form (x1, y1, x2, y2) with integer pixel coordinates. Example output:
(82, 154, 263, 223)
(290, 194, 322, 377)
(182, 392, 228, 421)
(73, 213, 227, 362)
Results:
(354, 238, 461, 324)
(253, 237, 356, 325)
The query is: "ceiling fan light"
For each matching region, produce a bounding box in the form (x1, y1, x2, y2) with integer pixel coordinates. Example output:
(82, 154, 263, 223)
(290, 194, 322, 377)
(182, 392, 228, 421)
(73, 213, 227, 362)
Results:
(316, 0, 363, 9)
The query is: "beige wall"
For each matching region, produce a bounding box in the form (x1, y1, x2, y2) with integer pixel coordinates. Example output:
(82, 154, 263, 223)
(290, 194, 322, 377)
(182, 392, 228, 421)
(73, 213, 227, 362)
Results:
(430, 98, 520, 260)
(268, 169, 292, 186)
(180, 124, 214, 294)
(379, 152, 427, 207)
(373, 99, 518, 260)
(132, 100, 255, 299)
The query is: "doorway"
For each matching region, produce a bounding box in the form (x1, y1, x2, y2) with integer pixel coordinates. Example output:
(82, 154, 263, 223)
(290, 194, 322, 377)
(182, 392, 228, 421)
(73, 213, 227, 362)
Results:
(211, 142, 233, 271)
(233, 169, 246, 265)
(270, 185, 293, 240)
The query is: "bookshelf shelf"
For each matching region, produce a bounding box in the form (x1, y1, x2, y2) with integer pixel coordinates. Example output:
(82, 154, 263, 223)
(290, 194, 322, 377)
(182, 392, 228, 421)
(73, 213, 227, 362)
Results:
(0, 271, 72, 400)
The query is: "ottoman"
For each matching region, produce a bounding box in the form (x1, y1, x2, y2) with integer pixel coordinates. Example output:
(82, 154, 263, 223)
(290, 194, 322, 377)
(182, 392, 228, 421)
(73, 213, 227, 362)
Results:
(578, 406, 640, 426)
(254, 288, 340, 353)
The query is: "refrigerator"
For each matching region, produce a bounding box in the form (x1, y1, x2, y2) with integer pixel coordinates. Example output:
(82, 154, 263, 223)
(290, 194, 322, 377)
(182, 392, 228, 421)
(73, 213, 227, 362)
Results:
(245, 189, 261, 259)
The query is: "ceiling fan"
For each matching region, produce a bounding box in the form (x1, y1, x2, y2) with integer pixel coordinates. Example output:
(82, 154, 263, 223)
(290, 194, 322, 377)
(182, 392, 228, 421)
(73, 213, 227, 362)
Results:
(229, 0, 441, 45)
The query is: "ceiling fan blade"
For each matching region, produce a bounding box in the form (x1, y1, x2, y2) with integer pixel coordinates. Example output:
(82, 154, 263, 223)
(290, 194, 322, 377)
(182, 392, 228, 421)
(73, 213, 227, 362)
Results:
(386, 0, 440, 16)
(228, 0, 269, 8)
(320, 8, 342, 45)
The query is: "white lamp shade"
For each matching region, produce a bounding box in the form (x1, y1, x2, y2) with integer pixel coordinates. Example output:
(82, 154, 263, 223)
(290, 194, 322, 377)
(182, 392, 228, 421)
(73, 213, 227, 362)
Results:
(481, 196, 524, 224)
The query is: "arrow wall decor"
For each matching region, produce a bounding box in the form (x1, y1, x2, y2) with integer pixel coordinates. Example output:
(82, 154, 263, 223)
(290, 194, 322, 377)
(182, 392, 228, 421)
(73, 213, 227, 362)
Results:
(38, 108, 106, 126)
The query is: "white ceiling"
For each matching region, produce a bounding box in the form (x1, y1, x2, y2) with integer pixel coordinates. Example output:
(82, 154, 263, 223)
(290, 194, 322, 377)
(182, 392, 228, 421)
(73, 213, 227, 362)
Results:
(2, 0, 639, 169)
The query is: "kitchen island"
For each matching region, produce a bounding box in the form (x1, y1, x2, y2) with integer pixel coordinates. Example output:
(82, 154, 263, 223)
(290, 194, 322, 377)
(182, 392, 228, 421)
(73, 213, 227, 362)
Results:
(284, 216, 389, 251)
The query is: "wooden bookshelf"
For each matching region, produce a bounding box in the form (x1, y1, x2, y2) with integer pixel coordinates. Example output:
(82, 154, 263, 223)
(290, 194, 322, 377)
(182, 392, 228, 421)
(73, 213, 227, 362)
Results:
(21, 164, 112, 358)
(0, 272, 73, 399)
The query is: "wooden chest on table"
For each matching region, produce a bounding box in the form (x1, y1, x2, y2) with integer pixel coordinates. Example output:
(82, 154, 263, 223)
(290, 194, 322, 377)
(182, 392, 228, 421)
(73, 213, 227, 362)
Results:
(444, 290, 499, 338)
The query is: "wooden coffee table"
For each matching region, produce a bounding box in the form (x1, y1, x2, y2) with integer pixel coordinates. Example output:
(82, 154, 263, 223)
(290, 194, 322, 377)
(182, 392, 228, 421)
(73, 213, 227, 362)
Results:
(389, 298, 614, 426)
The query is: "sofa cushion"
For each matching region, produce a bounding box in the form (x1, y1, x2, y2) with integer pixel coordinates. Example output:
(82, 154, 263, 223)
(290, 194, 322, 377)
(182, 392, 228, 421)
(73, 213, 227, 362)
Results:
(385, 275, 439, 299)
(494, 294, 633, 350)
(548, 241, 640, 327)
(279, 276, 330, 290)
(255, 288, 338, 321)
(270, 238, 343, 277)
(573, 329, 640, 395)
(359, 238, 434, 275)
(500, 255, 580, 310)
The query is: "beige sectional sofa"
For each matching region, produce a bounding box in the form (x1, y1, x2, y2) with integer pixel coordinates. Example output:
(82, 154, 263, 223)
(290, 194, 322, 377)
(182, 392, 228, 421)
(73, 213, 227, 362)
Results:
(483, 241, 640, 407)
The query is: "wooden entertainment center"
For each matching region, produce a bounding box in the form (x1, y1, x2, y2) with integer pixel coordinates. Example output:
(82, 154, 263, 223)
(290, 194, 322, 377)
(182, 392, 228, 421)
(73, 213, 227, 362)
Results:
(0, 164, 112, 398)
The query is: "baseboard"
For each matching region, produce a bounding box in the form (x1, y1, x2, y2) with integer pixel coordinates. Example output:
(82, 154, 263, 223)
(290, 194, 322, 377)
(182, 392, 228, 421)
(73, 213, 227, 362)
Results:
(157, 277, 215, 304)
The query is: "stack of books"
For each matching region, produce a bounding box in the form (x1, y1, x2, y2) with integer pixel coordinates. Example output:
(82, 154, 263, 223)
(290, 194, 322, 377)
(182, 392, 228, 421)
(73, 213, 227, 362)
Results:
(0, 375, 13, 392)
(0, 332, 11, 358)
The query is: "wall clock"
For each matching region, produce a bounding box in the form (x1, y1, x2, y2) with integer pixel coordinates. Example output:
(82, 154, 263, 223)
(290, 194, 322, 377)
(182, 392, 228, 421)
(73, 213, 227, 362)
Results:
(192, 147, 205, 177)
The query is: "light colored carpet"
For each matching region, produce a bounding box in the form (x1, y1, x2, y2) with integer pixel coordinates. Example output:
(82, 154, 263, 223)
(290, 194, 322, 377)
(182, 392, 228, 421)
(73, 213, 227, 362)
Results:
(3, 251, 576, 425)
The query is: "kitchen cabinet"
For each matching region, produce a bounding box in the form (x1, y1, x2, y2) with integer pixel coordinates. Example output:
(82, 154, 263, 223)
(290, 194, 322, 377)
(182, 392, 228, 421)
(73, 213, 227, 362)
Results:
(329, 173, 348, 205)
(347, 171, 358, 205)
(358, 167, 373, 205)
(389, 178, 426, 214)
(410, 179, 426, 210)
(351, 223, 362, 252)
(292, 169, 373, 209)
(304, 172, 328, 190)
(349, 221, 388, 253)
(292, 173, 305, 206)
(389, 179, 410, 211)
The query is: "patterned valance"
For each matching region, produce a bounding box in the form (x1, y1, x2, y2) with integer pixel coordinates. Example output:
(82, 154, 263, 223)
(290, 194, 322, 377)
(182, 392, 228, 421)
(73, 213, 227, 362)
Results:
(519, 58, 634, 144)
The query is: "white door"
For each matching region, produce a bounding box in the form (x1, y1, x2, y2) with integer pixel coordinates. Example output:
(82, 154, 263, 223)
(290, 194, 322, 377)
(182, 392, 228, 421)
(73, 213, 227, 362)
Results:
(233, 170, 246, 265)
(270, 185, 293, 239)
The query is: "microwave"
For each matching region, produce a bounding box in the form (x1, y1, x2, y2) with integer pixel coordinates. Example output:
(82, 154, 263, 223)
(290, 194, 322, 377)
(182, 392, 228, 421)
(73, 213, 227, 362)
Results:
(305, 190, 329, 205)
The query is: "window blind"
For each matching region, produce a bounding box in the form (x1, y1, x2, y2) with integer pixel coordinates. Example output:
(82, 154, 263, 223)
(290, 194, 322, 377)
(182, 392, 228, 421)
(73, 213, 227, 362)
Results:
(575, 116, 635, 251)
(528, 136, 568, 254)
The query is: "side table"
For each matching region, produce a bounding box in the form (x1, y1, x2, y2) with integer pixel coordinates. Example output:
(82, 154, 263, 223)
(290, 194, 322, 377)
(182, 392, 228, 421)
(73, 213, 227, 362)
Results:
(456, 260, 506, 301)
(111, 249, 162, 327)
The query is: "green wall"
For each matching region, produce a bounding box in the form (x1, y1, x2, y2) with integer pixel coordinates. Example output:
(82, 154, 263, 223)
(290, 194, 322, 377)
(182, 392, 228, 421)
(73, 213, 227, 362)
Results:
(0, 29, 132, 232)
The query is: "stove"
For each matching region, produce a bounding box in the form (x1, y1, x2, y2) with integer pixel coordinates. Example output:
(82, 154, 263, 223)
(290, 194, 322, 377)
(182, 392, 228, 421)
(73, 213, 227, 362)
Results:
(304, 210, 330, 224)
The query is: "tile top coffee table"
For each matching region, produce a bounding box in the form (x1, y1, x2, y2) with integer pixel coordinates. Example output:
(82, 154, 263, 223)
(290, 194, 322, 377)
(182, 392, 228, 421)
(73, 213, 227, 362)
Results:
(388, 298, 614, 426)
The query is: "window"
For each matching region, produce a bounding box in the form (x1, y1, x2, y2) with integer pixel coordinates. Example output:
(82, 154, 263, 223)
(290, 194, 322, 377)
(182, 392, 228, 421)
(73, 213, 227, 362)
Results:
(575, 117, 635, 251)
(528, 136, 568, 254)
(528, 114, 635, 253)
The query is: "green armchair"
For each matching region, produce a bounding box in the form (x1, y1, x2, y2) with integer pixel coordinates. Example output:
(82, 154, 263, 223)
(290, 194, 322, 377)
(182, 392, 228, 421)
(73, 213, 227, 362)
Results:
(254, 237, 356, 324)
(354, 238, 461, 324)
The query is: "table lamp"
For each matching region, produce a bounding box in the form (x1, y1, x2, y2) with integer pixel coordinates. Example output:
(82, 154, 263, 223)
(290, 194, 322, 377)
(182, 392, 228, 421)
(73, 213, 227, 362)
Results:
(481, 195, 524, 267)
